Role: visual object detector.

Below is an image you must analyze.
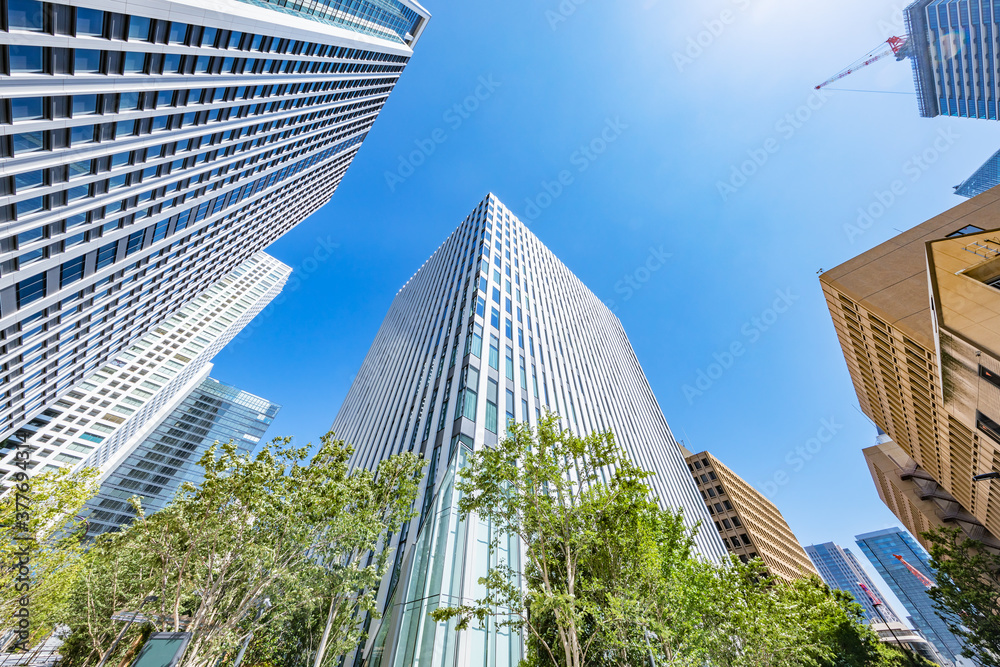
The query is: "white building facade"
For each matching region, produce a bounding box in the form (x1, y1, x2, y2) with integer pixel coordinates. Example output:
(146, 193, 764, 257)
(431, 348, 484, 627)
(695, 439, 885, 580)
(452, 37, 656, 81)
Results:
(0, 0, 428, 441)
(0, 251, 289, 489)
(332, 193, 726, 667)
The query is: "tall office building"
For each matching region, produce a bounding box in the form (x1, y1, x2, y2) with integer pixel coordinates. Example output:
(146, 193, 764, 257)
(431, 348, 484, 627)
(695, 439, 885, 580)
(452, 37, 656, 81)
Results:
(0, 0, 428, 443)
(805, 541, 902, 625)
(331, 193, 726, 666)
(0, 251, 289, 489)
(905, 0, 999, 120)
(820, 193, 1000, 551)
(80, 376, 279, 536)
(683, 448, 819, 582)
(956, 150, 1000, 198)
(857, 527, 973, 666)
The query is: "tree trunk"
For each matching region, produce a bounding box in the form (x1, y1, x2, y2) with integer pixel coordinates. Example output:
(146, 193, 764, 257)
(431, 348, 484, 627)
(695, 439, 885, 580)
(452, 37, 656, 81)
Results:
(312, 594, 339, 667)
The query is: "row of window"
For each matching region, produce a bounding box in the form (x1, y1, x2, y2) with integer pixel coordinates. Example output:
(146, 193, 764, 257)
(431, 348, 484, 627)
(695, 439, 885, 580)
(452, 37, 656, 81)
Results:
(2, 0, 409, 64)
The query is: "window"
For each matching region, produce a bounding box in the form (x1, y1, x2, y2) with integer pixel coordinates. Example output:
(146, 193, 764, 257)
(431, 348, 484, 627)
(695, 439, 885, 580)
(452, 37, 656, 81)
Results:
(946, 224, 984, 238)
(491, 307, 500, 329)
(723, 500, 733, 511)
(505, 346, 514, 380)
(125, 230, 144, 256)
(13, 131, 44, 154)
(488, 334, 499, 370)
(7, 0, 44, 31)
(16, 273, 46, 308)
(475, 296, 485, 317)
(9, 45, 43, 73)
(96, 241, 117, 269)
(976, 410, 1000, 444)
(731, 516, 742, 527)
(60, 256, 85, 287)
(519, 357, 527, 389)
(14, 169, 44, 191)
(468, 323, 483, 358)
(76, 7, 104, 36)
(11, 97, 43, 121)
(127, 16, 150, 41)
(75, 49, 102, 74)
(522, 399, 529, 422)
(722, 518, 732, 529)
(740, 534, 751, 546)
(485, 379, 498, 434)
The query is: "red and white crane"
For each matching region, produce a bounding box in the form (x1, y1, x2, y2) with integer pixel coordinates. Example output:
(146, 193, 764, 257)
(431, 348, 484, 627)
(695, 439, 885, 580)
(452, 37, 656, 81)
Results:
(815, 37, 909, 89)
(893, 554, 936, 589)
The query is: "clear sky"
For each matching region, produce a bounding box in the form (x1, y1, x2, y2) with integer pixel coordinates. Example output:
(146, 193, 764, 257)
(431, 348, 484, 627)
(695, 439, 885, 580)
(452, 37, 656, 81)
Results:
(210, 0, 1000, 619)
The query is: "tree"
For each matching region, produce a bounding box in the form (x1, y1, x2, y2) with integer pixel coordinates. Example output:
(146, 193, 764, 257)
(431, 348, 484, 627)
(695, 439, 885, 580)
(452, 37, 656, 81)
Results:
(58, 433, 423, 667)
(0, 465, 99, 650)
(431, 415, 655, 667)
(923, 526, 1000, 666)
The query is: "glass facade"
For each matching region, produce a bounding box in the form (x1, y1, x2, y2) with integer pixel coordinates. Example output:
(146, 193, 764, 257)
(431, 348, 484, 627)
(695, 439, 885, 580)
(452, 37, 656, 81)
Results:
(955, 148, 1000, 198)
(857, 528, 971, 665)
(906, 0, 999, 120)
(805, 541, 902, 625)
(235, 0, 425, 44)
(79, 377, 279, 536)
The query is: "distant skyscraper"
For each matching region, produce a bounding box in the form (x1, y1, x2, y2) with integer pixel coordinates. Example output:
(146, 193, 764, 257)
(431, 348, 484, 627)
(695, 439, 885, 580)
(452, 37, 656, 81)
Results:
(805, 542, 902, 625)
(857, 528, 974, 666)
(683, 448, 819, 582)
(0, 252, 289, 489)
(0, 0, 428, 443)
(331, 193, 726, 666)
(80, 376, 279, 536)
(955, 150, 1000, 198)
(906, 0, 999, 120)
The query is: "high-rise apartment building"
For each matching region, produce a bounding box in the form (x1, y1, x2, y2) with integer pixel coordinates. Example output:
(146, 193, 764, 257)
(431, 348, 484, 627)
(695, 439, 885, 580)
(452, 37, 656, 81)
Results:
(0, 0, 428, 443)
(905, 0, 999, 120)
(0, 251, 289, 489)
(820, 192, 1000, 551)
(857, 527, 973, 666)
(330, 193, 726, 667)
(80, 376, 279, 536)
(956, 149, 1000, 198)
(683, 448, 818, 582)
(805, 541, 902, 625)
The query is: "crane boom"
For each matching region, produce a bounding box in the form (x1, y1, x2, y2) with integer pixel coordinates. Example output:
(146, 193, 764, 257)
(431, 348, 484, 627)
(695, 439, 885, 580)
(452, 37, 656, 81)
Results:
(893, 554, 935, 589)
(815, 37, 908, 89)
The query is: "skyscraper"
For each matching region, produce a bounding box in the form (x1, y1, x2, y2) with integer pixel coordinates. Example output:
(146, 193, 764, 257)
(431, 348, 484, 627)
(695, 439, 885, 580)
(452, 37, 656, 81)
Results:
(0, 251, 290, 490)
(857, 527, 973, 666)
(683, 448, 818, 582)
(0, 0, 429, 442)
(905, 0, 999, 120)
(955, 153, 1000, 198)
(805, 541, 902, 625)
(80, 376, 279, 536)
(820, 193, 1000, 550)
(331, 193, 726, 666)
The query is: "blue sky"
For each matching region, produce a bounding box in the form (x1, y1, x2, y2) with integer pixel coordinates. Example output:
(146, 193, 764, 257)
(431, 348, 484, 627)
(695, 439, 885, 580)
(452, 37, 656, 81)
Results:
(211, 0, 1000, 615)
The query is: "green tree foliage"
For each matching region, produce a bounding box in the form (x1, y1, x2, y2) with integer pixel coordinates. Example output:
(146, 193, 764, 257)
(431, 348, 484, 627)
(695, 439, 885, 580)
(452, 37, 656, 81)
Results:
(924, 526, 1000, 666)
(0, 465, 99, 648)
(432, 416, 934, 667)
(57, 433, 423, 667)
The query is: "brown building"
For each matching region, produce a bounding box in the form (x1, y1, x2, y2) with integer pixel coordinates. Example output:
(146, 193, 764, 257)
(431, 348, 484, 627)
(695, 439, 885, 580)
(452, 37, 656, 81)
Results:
(821, 190, 1000, 551)
(683, 448, 818, 582)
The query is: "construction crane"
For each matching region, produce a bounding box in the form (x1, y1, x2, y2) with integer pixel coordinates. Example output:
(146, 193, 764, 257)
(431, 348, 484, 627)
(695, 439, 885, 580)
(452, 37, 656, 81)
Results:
(893, 554, 936, 589)
(815, 36, 909, 89)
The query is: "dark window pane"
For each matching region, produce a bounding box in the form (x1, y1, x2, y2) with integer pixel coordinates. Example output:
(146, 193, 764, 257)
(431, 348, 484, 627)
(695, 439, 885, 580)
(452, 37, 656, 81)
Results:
(16, 273, 46, 308)
(14, 169, 44, 191)
(75, 7, 103, 36)
(15, 196, 44, 217)
(70, 124, 94, 145)
(75, 49, 102, 73)
(10, 97, 43, 121)
(16, 227, 44, 246)
(60, 257, 85, 287)
(7, 0, 44, 30)
(123, 51, 145, 73)
(72, 94, 98, 116)
(9, 45, 44, 73)
(127, 16, 150, 41)
(168, 22, 187, 45)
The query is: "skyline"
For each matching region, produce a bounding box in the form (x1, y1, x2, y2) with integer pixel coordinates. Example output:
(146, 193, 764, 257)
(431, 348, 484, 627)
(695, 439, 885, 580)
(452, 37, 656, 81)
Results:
(204, 0, 1000, 618)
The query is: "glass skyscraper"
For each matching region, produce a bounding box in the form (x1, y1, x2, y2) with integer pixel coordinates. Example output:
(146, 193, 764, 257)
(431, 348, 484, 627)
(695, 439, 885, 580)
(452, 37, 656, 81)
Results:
(906, 0, 1000, 120)
(805, 541, 902, 625)
(0, 0, 429, 445)
(80, 376, 279, 536)
(331, 193, 727, 666)
(955, 149, 1000, 198)
(857, 528, 975, 666)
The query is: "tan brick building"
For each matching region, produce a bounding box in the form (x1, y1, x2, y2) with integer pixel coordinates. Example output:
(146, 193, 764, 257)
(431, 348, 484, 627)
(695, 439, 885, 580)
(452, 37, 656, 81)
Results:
(683, 448, 818, 582)
(821, 190, 1000, 551)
